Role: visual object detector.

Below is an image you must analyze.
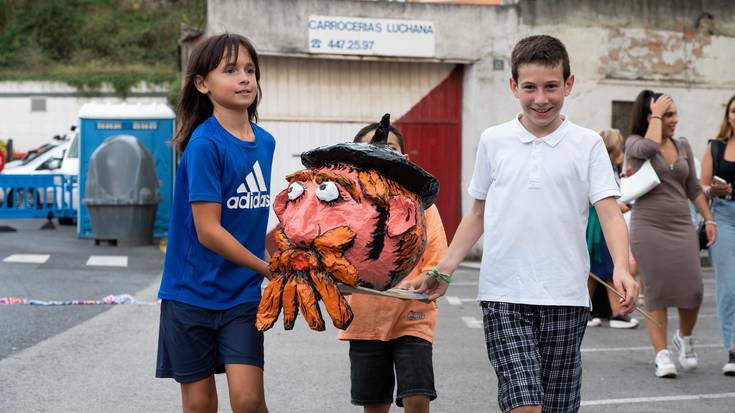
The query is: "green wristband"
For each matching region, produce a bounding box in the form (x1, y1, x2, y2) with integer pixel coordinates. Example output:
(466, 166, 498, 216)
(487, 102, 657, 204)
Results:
(428, 267, 452, 284)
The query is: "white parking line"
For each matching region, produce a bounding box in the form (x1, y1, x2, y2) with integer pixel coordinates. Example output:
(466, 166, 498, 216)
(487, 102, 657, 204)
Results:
(458, 261, 481, 270)
(445, 296, 463, 306)
(581, 392, 735, 406)
(86, 256, 128, 267)
(3, 254, 50, 264)
(449, 282, 478, 286)
(461, 316, 483, 328)
(446, 296, 478, 306)
(671, 313, 717, 319)
(581, 343, 721, 353)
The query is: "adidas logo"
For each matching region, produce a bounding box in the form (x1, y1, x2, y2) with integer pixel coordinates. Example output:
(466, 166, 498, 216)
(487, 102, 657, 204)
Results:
(226, 161, 271, 209)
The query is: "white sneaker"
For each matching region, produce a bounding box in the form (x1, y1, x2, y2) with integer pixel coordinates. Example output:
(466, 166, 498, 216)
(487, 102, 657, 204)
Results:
(609, 315, 639, 329)
(587, 317, 602, 327)
(724, 352, 735, 376)
(672, 329, 698, 371)
(655, 349, 678, 378)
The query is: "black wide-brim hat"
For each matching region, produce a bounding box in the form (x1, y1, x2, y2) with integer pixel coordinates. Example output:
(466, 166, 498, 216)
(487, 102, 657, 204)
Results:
(301, 115, 439, 209)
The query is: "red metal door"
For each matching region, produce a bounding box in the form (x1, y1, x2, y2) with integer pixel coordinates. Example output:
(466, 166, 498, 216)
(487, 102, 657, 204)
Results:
(396, 66, 463, 241)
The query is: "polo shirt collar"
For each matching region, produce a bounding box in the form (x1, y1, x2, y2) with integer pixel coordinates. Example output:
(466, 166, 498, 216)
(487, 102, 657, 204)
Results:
(515, 114, 569, 147)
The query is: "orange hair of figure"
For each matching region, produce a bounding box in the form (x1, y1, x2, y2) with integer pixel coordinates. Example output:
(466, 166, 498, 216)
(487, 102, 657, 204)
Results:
(356, 169, 426, 280)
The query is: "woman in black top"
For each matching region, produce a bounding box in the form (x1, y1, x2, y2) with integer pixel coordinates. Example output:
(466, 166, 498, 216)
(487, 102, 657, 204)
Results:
(700, 94, 735, 376)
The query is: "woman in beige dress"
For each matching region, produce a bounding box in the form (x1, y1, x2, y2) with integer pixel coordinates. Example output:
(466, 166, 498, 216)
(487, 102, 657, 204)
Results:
(626, 90, 717, 378)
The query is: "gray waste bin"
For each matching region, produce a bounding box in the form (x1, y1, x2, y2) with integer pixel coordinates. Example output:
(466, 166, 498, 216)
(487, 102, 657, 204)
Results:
(82, 135, 161, 246)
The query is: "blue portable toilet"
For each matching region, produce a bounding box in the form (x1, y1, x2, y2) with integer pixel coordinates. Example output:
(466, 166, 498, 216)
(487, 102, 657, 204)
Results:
(78, 102, 175, 239)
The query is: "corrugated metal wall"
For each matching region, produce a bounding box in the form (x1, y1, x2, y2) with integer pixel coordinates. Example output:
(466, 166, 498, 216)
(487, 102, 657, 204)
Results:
(258, 56, 455, 231)
(259, 56, 454, 122)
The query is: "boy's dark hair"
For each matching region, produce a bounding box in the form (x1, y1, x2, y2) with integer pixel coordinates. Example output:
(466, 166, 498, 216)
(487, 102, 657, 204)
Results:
(629, 90, 663, 137)
(172, 33, 262, 153)
(353, 122, 405, 153)
(511, 35, 570, 82)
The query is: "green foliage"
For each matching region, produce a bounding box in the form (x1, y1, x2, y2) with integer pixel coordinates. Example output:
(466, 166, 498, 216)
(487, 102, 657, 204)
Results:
(0, 0, 205, 101)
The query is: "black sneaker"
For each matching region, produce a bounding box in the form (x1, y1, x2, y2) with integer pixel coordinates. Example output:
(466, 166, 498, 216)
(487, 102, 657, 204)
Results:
(724, 351, 735, 376)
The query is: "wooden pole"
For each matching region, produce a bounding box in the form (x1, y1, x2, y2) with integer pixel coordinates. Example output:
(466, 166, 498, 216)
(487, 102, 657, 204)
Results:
(589, 272, 661, 328)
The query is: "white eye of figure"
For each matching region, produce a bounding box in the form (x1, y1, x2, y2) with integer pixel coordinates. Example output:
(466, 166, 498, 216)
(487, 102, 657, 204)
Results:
(287, 182, 305, 200)
(315, 181, 340, 202)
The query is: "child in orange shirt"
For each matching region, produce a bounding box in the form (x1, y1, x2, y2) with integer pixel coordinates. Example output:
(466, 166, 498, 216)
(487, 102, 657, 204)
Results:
(338, 123, 448, 413)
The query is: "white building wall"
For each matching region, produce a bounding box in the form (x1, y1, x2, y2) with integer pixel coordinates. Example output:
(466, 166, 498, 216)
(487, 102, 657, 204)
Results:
(206, 0, 735, 241)
(0, 81, 168, 152)
(460, 25, 735, 220)
(542, 26, 735, 157)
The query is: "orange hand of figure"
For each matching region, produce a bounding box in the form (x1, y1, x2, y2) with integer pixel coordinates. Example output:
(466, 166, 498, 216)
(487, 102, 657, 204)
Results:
(256, 226, 357, 332)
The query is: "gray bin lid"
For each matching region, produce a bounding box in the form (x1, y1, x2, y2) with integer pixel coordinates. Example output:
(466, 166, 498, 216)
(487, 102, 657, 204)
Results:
(83, 135, 161, 206)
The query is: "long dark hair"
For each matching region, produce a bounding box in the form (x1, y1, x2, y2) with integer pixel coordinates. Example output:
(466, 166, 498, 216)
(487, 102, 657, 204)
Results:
(629, 89, 663, 137)
(172, 33, 262, 153)
(715, 94, 735, 143)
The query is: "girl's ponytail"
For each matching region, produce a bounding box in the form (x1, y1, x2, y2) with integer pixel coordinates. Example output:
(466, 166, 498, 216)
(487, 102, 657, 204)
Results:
(629, 89, 662, 138)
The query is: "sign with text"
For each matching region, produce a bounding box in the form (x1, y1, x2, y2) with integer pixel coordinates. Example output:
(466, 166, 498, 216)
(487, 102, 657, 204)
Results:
(308, 16, 435, 58)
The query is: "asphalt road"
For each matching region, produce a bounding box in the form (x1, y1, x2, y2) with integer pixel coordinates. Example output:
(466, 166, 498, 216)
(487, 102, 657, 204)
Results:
(1, 218, 733, 412)
(0, 219, 164, 360)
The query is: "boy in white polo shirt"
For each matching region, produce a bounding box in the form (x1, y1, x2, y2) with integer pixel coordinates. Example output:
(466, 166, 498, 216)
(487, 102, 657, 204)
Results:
(418, 35, 639, 413)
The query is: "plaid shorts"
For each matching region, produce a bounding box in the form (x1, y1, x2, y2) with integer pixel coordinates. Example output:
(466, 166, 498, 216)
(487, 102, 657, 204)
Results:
(480, 301, 588, 413)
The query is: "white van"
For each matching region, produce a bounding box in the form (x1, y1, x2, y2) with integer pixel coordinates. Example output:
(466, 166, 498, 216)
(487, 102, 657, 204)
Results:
(3, 127, 79, 176)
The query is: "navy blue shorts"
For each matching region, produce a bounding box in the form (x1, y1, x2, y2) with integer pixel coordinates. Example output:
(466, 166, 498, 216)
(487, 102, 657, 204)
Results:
(349, 336, 436, 407)
(156, 299, 264, 383)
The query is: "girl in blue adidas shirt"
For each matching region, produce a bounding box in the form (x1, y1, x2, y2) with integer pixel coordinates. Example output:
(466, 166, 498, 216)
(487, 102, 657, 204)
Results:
(156, 33, 274, 413)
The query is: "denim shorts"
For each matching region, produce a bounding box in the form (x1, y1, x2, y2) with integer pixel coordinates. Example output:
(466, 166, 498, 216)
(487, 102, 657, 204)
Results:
(349, 336, 436, 407)
(481, 301, 588, 413)
(155, 299, 264, 383)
